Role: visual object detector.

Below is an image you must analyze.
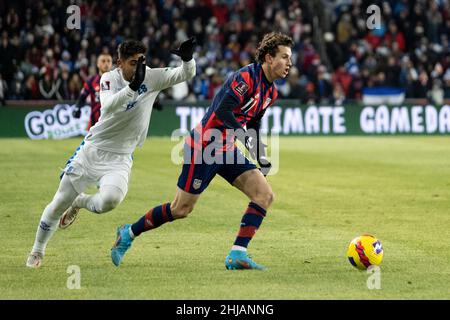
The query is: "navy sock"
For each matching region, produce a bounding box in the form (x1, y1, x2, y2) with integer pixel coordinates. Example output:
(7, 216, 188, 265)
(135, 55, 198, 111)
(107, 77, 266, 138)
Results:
(131, 203, 173, 237)
(233, 202, 267, 248)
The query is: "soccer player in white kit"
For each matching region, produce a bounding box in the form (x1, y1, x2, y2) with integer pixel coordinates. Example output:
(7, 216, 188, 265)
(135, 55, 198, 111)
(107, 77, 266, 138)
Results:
(26, 38, 197, 268)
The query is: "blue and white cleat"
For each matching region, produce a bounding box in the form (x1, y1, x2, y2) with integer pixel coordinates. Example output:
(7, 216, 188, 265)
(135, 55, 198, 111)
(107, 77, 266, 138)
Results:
(224, 250, 266, 270)
(111, 224, 134, 267)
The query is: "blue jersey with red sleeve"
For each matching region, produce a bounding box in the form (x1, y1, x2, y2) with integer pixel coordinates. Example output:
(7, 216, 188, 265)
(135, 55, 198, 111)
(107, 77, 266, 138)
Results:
(80, 74, 101, 127)
(187, 63, 278, 151)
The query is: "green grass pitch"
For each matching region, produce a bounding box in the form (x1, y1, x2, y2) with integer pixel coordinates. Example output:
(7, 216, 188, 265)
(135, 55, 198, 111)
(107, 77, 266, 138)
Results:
(0, 136, 449, 299)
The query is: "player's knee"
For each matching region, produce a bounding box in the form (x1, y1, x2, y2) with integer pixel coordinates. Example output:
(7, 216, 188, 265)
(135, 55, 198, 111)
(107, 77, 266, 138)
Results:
(252, 190, 274, 209)
(171, 203, 194, 219)
(262, 190, 274, 208)
(99, 191, 123, 213)
(266, 190, 275, 207)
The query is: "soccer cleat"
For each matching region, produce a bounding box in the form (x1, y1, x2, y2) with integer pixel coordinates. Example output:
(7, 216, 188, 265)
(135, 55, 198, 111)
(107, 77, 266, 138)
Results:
(26, 252, 43, 268)
(224, 250, 266, 270)
(59, 206, 80, 229)
(111, 224, 134, 267)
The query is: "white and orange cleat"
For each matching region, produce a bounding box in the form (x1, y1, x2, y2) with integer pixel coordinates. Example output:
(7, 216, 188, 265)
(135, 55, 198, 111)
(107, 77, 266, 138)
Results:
(26, 252, 43, 268)
(59, 206, 80, 229)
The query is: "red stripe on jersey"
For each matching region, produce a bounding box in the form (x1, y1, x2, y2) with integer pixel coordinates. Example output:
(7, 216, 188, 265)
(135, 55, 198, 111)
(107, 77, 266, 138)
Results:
(184, 149, 199, 192)
(186, 110, 215, 150)
(272, 86, 278, 102)
(186, 135, 203, 150)
(203, 112, 224, 131)
(189, 112, 225, 148)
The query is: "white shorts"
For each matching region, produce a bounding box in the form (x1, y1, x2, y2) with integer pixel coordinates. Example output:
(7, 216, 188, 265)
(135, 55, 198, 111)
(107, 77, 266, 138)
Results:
(62, 141, 133, 194)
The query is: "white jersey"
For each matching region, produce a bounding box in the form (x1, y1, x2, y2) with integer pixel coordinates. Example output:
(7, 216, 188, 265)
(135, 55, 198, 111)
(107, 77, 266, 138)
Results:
(84, 59, 196, 154)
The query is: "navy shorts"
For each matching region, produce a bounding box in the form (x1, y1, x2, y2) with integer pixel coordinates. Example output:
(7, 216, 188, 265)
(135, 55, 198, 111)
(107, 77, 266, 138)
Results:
(177, 143, 257, 194)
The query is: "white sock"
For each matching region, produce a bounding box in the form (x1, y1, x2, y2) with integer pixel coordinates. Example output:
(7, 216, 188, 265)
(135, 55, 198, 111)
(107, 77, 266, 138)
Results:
(231, 245, 247, 252)
(31, 207, 60, 255)
(31, 175, 78, 255)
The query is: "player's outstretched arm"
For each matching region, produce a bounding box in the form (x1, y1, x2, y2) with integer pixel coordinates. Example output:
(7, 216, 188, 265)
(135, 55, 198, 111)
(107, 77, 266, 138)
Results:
(170, 37, 196, 62)
(145, 37, 196, 92)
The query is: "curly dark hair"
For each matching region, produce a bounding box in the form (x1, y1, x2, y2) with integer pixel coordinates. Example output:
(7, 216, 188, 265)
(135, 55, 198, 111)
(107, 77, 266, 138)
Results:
(117, 40, 147, 60)
(255, 32, 294, 64)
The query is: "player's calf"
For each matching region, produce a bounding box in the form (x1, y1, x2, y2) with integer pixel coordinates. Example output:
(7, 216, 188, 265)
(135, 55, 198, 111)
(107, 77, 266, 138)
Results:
(169, 187, 199, 219)
(128, 202, 175, 237)
(170, 202, 195, 219)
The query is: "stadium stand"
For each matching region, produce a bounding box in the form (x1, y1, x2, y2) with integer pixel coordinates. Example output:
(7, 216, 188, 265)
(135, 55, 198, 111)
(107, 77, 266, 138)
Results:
(0, 0, 449, 104)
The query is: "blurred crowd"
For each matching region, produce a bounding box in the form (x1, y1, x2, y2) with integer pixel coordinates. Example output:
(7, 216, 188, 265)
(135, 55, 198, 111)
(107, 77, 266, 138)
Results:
(0, 0, 449, 106)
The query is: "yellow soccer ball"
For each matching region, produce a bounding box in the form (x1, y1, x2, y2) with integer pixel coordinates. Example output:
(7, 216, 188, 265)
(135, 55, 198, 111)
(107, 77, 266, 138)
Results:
(347, 234, 383, 270)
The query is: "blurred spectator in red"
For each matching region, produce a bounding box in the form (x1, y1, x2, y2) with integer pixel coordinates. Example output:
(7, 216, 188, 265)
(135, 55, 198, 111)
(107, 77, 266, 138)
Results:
(384, 20, 405, 52)
(23, 74, 40, 100)
(332, 66, 352, 97)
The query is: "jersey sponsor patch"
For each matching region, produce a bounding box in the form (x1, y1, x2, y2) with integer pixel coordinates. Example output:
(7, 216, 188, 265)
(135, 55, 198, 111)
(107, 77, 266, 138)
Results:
(101, 81, 110, 91)
(234, 81, 249, 96)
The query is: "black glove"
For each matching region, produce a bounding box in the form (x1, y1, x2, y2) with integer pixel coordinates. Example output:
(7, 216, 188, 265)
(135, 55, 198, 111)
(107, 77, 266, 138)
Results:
(242, 129, 272, 176)
(170, 37, 196, 61)
(245, 134, 257, 160)
(72, 106, 82, 118)
(129, 55, 146, 91)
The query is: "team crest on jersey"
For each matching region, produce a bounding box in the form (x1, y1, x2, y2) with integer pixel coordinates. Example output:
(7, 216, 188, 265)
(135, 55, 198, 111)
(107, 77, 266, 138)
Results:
(193, 179, 202, 190)
(101, 81, 110, 91)
(263, 98, 272, 109)
(234, 81, 249, 96)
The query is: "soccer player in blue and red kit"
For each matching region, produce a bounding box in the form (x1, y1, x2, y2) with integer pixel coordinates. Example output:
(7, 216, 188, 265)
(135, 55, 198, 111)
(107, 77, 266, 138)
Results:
(72, 53, 113, 129)
(111, 32, 294, 270)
